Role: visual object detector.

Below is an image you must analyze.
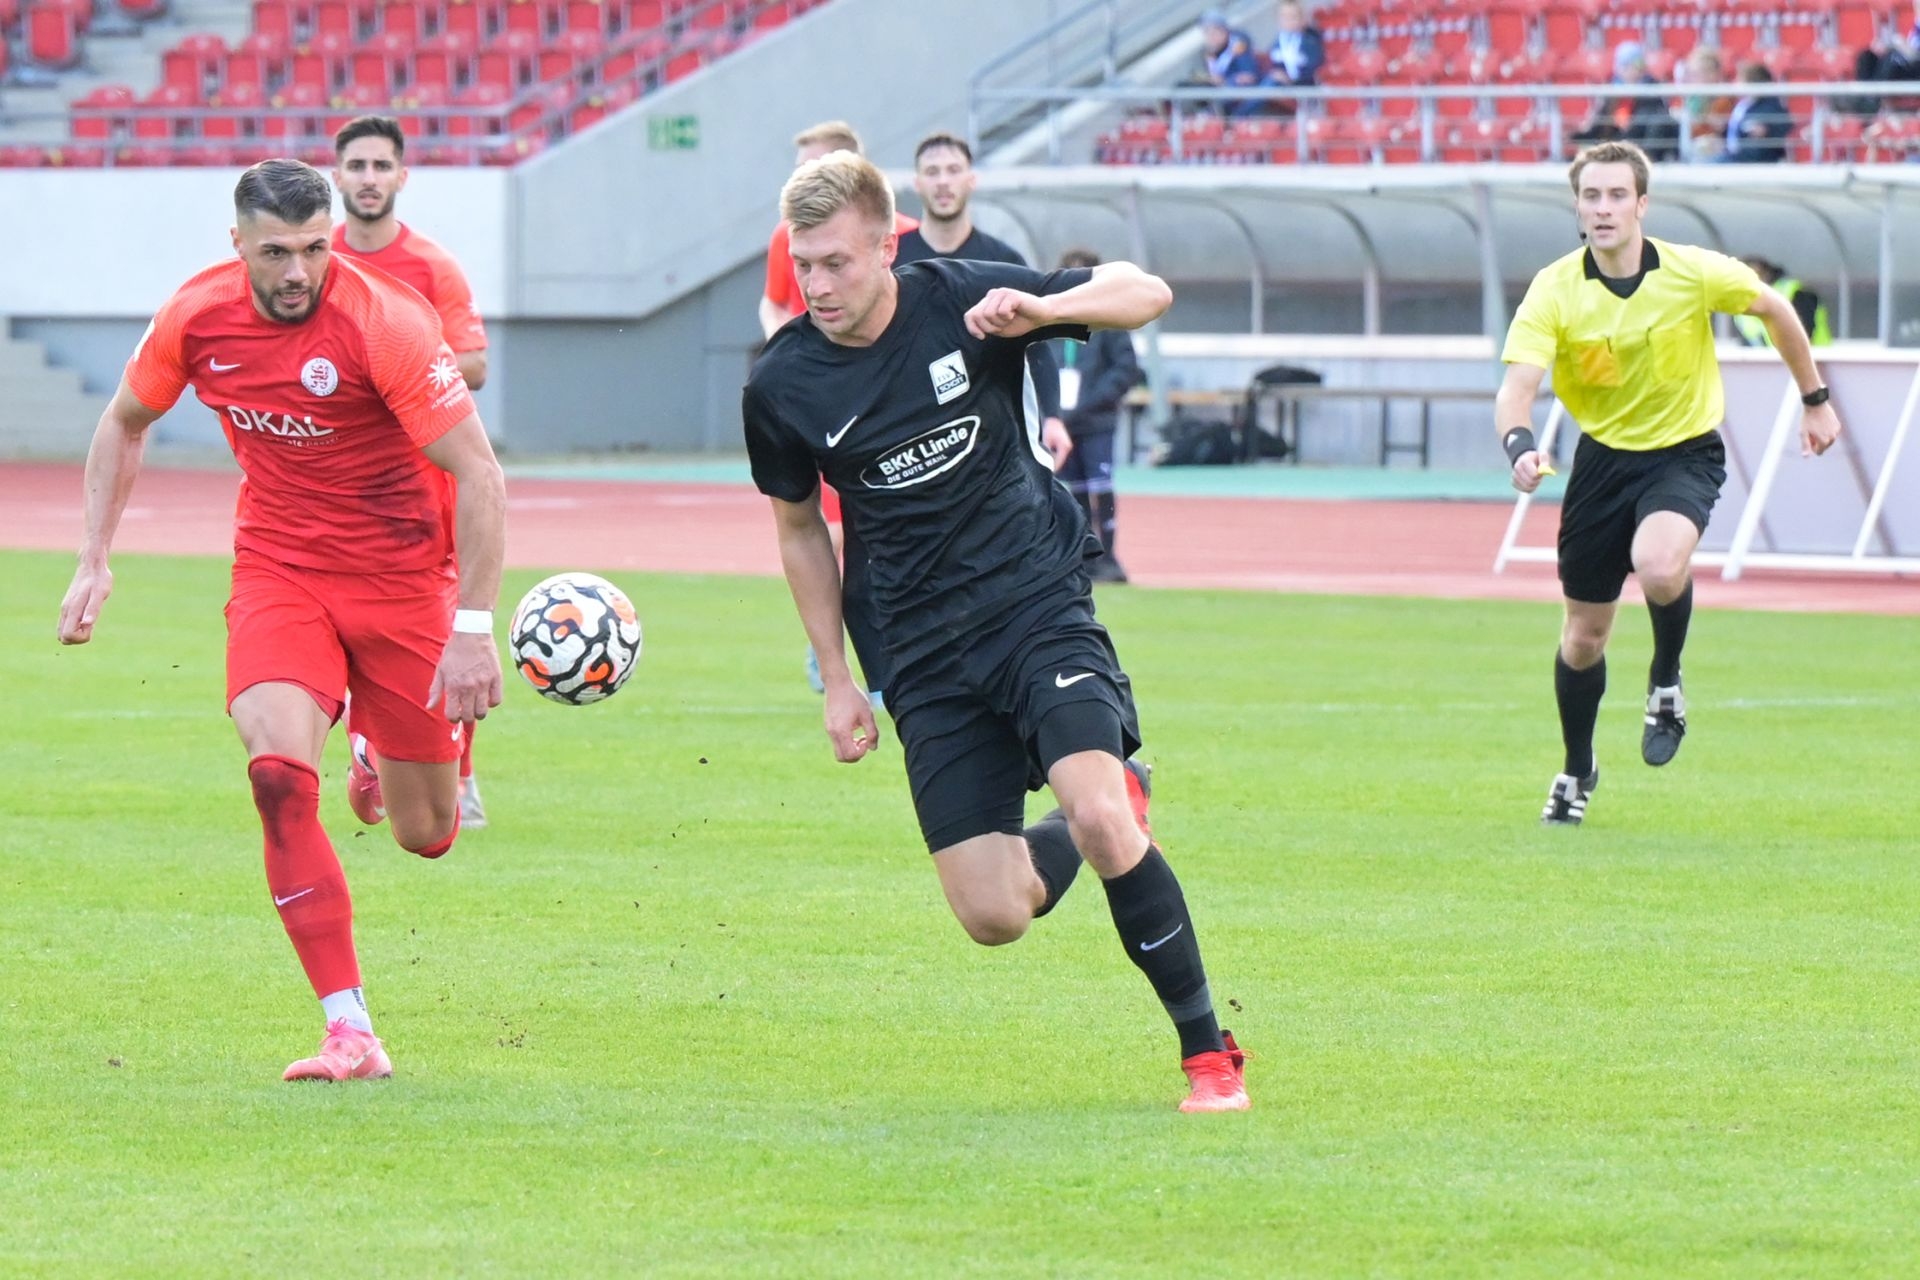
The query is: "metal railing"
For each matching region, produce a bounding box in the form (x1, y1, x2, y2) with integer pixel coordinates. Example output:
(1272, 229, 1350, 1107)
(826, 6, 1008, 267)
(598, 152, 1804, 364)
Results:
(965, 0, 1219, 149)
(973, 80, 1920, 166)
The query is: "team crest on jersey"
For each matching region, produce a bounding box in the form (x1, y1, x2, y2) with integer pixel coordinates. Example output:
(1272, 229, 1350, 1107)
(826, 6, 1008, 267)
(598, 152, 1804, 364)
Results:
(300, 357, 338, 397)
(929, 350, 969, 405)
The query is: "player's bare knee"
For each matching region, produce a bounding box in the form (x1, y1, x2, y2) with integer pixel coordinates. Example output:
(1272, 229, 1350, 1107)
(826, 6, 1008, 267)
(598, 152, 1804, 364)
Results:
(392, 809, 458, 859)
(1559, 620, 1609, 667)
(1637, 560, 1689, 604)
(956, 903, 1030, 946)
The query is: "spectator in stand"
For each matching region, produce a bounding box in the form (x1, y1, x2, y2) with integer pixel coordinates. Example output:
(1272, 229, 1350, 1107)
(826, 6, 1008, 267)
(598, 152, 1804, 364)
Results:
(1260, 0, 1325, 114)
(1735, 257, 1834, 346)
(1047, 248, 1144, 584)
(1852, 0, 1920, 115)
(1714, 63, 1792, 164)
(1186, 9, 1263, 117)
(1572, 42, 1680, 161)
(1681, 46, 1736, 161)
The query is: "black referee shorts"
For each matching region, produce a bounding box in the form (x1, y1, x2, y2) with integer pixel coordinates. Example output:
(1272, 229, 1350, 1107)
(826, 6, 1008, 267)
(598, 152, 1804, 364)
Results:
(888, 582, 1142, 853)
(1558, 430, 1727, 604)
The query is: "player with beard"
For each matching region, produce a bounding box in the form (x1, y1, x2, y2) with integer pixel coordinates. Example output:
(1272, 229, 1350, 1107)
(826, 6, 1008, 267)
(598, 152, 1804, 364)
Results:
(329, 115, 495, 829)
(895, 133, 1071, 469)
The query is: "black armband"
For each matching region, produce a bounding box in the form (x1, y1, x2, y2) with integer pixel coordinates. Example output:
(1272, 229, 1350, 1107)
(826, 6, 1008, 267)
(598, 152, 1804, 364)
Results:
(1502, 427, 1537, 466)
(1801, 386, 1830, 408)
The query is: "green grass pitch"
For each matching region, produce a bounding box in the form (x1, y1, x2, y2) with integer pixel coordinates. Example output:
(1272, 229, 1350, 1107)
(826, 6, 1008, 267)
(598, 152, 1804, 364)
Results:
(3, 548, 1917, 1277)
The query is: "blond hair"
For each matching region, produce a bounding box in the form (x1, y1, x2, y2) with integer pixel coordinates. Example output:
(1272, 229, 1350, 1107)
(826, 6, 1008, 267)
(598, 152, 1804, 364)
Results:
(793, 120, 863, 155)
(1569, 140, 1651, 197)
(780, 151, 895, 234)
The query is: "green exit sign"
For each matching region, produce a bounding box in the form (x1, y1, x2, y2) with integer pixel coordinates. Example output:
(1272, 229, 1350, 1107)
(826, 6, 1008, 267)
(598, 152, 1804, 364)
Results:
(647, 115, 700, 150)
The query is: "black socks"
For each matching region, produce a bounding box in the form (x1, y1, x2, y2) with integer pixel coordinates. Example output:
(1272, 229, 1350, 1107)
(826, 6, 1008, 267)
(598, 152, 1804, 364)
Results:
(1647, 580, 1692, 689)
(1102, 847, 1223, 1059)
(1555, 651, 1606, 779)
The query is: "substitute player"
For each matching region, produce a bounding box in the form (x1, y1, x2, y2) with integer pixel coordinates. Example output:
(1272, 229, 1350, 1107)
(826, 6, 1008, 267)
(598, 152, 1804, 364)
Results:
(758, 120, 911, 705)
(57, 159, 507, 1080)
(895, 131, 1070, 469)
(330, 115, 495, 828)
(1498, 140, 1841, 825)
(744, 152, 1247, 1112)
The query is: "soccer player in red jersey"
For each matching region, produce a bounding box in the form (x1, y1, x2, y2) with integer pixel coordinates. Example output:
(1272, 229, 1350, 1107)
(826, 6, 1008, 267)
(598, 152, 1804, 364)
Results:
(56, 159, 507, 1082)
(329, 115, 496, 829)
(758, 120, 912, 705)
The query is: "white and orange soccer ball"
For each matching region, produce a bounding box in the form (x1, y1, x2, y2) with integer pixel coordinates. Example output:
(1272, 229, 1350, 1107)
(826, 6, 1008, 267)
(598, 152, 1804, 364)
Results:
(508, 572, 642, 705)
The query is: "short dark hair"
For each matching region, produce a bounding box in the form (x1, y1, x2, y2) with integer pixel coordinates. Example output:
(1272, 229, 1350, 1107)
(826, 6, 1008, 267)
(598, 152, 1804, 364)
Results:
(914, 132, 972, 166)
(334, 115, 406, 159)
(1059, 247, 1100, 270)
(234, 159, 334, 224)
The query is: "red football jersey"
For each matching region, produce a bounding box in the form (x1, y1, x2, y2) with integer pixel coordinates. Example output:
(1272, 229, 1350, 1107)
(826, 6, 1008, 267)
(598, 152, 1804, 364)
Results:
(330, 222, 488, 354)
(125, 256, 478, 573)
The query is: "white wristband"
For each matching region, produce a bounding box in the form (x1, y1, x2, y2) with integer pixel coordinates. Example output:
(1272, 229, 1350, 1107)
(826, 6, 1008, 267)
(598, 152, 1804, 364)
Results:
(452, 609, 494, 635)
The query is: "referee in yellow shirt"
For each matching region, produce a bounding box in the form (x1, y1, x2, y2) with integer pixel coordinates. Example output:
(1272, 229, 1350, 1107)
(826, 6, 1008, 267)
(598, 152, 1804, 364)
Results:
(1495, 140, 1842, 826)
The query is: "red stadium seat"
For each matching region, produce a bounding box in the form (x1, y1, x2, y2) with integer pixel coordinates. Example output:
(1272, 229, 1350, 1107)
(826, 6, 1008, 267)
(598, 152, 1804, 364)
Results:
(265, 81, 327, 138)
(131, 82, 199, 140)
(0, 144, 51, 167)
(225, 31, 287, 88)
(312, 0, 352, 36)
(393, 79, 446, 135)
(561, 0, 601, 30)
(160, 32, 224, 91)
(537, 25, 602, 77)
(664, 43, 703, 81)
(602, 29, 665, 80)
(70, 84, 135, 139)
(442, 0, 483, 37)
(476, 27, 537, 86)
(351, 29, 414, 91)
(0, 0, 19, 32)
(381, 0, 425, 38)
(251, 0, 295, 41)
(27, 4, 81, 68)
(502, 0, 546, 36)
(206, 81, 266, 136)
(47, 144, 109, 166)
(1553, 44, 1610, 84)
(177, 142, 250, 166)
(506, 79, 568, 131)
(623, 0, 661, 28)
(413, 30, 477, 88)
(116, 144, 176, 166)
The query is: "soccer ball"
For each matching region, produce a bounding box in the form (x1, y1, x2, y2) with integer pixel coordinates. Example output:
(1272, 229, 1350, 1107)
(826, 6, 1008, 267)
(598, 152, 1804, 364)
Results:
(508, 572, 642, 705)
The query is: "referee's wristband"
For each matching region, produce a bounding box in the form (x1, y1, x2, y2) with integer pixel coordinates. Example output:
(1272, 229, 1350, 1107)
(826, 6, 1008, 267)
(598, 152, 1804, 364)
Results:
(1502, 427, 1537, 466)
(1801, 386, 1830, 407)
(452, 609, 494, 635)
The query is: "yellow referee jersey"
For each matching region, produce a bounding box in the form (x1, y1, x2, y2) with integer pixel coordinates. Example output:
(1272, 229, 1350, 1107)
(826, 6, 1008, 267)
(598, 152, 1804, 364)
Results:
(1502, 237, 1763, 451)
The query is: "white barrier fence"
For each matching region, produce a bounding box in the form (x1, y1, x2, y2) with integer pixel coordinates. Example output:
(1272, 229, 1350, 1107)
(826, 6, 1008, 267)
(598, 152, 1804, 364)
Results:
(1494, 346, 1920, 581)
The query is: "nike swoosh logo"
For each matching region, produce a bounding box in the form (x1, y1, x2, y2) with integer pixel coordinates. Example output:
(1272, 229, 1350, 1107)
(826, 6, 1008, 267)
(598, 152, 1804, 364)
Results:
(273, 888, 315, 907)
(1055, 672, 1095, 688)
(825, 415, 858, 447)
(1140, 923, 1184, 952)
(209, 359, 240, 372)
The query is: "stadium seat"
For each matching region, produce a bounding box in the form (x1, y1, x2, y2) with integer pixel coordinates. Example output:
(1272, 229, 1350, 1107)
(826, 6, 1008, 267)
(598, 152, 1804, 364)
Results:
(0, 144, 51, 166)
(70, 84, 135, 140)
(561, 0, 602, 31)
(130, 82, 198, 141)
(47, 143, 109, 166)
(0, 0, 19, 31)
(27, 3, 82, 68)
(250, 0, 295, 42)
(225, 32, 288, 89)
(623, 0, 661, 28)
(664, 43, 702, 82)
(392, 79, 446, 135)
(205, 81, 265, 137)
(506, 80, 568, 132)
(413, 30, 478, 89)
(351, 29, 415, 91)
(313, 0, 353, 38)
(476, 28, 538, 87)
(537, 25, 602, 78)
(265, 80, 327, 139)
(602, 29, 666, 81)
(161, 32, 226, 94)
(381, 0, 426, 39)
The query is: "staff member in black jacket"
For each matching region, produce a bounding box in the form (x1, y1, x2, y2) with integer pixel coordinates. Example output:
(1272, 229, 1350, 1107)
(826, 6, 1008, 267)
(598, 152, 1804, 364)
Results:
(1050, 248, 1144, 583)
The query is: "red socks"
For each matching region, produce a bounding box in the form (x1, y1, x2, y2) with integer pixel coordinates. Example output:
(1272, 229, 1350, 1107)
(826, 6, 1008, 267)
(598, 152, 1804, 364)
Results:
(459, 722, 475, 781)
(249, 754, 360, 998)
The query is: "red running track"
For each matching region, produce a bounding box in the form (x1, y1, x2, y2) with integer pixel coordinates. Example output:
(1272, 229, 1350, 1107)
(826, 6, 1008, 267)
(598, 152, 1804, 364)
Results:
(3, 462, 1914, 615)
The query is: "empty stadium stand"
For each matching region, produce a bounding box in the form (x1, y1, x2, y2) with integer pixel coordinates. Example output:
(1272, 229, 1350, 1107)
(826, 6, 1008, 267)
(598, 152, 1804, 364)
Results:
(0, 0, 830, 165)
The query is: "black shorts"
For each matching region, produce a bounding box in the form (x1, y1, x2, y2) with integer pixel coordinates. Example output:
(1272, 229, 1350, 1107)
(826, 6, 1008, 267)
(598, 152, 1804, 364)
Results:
(889, 583, 1142, 852)
(1558, 430, 1727, 604)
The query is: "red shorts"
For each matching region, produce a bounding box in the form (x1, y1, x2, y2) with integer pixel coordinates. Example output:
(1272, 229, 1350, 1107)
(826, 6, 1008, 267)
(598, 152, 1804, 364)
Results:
(819, 480, 841, 524)
(225, 551, 462, 764)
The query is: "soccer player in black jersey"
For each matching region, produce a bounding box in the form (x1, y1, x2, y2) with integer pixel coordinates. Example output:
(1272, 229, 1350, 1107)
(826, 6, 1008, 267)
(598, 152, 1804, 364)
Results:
(743, 151, 1247, 1112)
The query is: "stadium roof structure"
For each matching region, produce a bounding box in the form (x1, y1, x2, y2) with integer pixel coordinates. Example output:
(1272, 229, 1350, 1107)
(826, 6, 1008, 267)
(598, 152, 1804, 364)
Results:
(917, 164, 1920, 344)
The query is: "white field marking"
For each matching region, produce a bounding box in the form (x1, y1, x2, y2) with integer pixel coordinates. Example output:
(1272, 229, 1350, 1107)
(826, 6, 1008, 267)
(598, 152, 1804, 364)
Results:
(1199, 693, 1920, 716)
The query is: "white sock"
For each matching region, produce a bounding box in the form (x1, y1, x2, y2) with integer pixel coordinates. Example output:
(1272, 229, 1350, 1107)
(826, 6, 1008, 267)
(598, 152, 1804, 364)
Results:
(320, 987, 373, 1034)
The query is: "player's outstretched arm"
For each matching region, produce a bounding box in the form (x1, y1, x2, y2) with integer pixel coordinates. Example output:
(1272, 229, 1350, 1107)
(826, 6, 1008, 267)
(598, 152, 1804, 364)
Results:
(421, 414, 506, 725)
(964, 262, 1172, 341)
(58, 379, 166, 645)
(1745, 288, 1841, 457)
(1495, 362, 1551, 494)
(769, 494, 877, 762)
